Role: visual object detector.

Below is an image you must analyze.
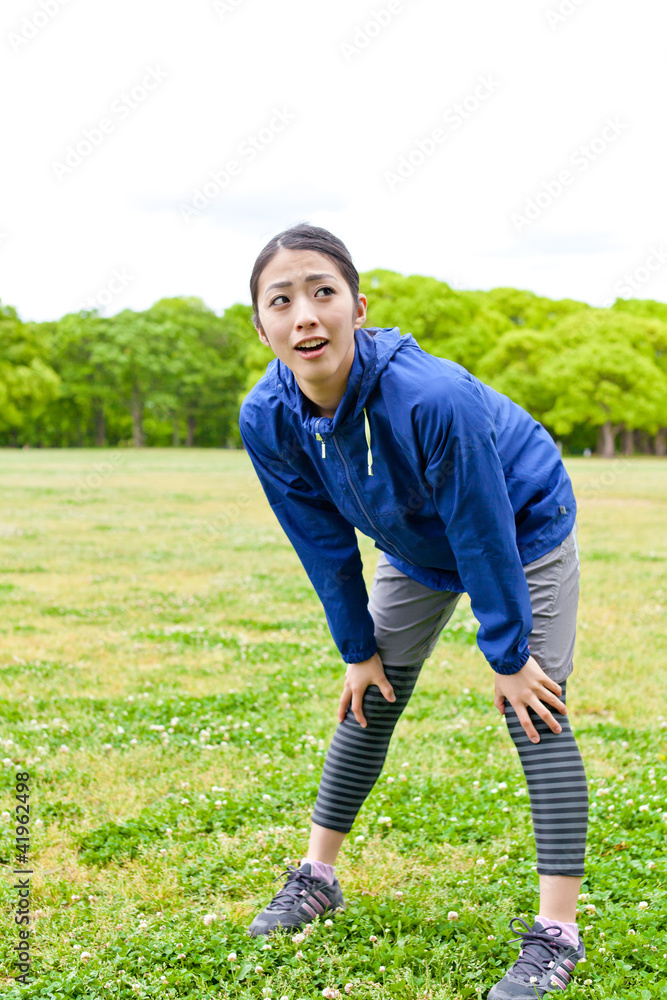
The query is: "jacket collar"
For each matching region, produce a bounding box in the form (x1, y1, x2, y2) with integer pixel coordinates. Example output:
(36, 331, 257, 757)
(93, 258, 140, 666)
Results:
(267, 326, 410, 433)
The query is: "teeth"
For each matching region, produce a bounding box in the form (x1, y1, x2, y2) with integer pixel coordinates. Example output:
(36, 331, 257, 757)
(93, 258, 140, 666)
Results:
(297, 339, 327, 349)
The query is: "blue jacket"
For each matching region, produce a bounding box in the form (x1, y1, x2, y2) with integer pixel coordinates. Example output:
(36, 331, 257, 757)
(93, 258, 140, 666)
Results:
(238, 327, 576, 674)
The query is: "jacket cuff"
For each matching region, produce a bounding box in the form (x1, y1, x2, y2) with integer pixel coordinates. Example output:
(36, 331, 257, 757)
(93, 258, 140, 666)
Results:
(490, 643, 531, 676)
(341, 638, 378, 665)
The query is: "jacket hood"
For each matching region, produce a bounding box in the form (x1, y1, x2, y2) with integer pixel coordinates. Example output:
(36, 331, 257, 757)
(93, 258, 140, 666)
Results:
(266, 326, 416, 436)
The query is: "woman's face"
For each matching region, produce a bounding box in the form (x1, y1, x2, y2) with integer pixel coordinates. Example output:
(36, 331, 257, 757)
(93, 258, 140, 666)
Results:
(255, 248, 367, 395)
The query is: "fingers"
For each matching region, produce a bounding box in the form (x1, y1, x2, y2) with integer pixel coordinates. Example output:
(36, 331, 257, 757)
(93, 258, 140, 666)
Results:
(351, 689, 367, 729)
(538, 686, 567, 717)
(516, 707, 540, 743)
(515, 697, 564, 742)
(494, 695, 506, 715)
(338, 686, 351, 724)
(533, 700, 563, 736)
(543, 676, 563, 698)
(380, 682, 396, 704)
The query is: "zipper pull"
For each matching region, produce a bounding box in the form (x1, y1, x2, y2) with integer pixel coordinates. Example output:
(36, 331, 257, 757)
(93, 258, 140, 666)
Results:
(364, 409, 373, 476)
(315, 431, 326, 458)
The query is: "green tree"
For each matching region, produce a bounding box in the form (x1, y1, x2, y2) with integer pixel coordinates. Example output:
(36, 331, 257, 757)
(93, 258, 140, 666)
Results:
(0, 303, 60, 444)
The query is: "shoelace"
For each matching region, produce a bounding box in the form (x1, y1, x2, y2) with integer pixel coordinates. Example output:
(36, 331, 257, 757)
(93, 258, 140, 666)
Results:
(265, 865, 325, 912)
(506, 917, 568, 982)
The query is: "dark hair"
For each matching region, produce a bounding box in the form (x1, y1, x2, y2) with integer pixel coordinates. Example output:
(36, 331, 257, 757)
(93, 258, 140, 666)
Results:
(249, 222, 360, 330)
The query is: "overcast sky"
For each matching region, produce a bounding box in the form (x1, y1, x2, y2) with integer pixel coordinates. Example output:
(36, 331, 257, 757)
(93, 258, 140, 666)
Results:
(3, 0, 666, 323)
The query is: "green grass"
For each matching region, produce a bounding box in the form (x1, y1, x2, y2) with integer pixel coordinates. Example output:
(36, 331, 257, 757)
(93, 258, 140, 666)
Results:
(0, 449, 665, 999)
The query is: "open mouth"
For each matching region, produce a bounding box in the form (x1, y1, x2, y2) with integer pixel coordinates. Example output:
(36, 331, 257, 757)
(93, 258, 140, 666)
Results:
(295, 339, 328, 357)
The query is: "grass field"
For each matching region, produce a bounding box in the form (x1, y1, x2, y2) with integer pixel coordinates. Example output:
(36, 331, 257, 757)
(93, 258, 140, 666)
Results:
(0, 450, 665, 999)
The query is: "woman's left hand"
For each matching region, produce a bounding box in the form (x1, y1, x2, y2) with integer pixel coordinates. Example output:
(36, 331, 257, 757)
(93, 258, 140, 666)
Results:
(494, 655, 567, 743)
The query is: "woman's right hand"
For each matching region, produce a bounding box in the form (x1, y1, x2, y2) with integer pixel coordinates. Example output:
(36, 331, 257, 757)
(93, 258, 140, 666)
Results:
(338, 652, 396, 728)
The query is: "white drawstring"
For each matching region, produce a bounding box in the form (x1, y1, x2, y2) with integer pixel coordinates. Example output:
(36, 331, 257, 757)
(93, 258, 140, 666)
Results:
(364, 408, 373, 476)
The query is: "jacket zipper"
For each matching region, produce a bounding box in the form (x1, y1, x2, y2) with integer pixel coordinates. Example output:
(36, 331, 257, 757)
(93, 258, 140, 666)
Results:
(327, 427, 415, 565)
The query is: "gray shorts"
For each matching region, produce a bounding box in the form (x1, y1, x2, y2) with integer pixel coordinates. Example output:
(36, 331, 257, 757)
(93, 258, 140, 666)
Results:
(367, 523, 580, 683)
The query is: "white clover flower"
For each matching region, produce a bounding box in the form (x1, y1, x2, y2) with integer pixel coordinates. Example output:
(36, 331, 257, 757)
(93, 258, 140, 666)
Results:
(377, 816, 392, 826)
(530, 977, 537, 984)
(296, 949, 304, 959)
(255, 964, 264, 973)
(262, 943, 272, 950)
(628, 929, 636, 935)
(80, 951, 91, 961)
(585, 904, 596, 914)
(202, 913, 217, 926)
(379, 965, 386, 972)
(227, 951, 237, 961)
(447, 911, 459, 921)
(639, 804, 650, 812)
(324, 918, 333, 926)
(262, 988, 272, 997)
(345, 984, 354, 994)
(584, 980, 592, 986)
(354, 835, 364, 843)
(292, 932, 306, 944)
(131, 985, 141, 993)
(647, 861, 656, 869)
(369, 934, 379, 943)
(638, 901, 649, 910)
(395, 890, 403, 899)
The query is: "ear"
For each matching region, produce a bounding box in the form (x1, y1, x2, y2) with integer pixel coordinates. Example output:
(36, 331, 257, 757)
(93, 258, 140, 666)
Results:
(353, 293, 368, 330)
(256, 323, 271, 349)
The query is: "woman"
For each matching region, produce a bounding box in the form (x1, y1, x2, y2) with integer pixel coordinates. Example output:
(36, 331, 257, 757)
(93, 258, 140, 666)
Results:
(238, 223, 588, 999)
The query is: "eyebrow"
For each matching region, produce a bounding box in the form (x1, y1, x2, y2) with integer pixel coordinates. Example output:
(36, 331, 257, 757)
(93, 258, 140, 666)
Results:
(264, 272, 339, 296)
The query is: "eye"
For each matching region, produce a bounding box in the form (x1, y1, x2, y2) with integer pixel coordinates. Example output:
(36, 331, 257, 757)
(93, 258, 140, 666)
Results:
(269, 286, 335, 307)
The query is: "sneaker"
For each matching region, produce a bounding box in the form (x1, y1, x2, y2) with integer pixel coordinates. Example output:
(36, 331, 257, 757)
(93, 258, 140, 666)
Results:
(247, 862, 346, 937)
(487, 917, 586, 998)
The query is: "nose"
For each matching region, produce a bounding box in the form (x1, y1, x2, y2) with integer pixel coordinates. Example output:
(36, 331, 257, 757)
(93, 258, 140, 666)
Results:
(295, 295, 319, 331)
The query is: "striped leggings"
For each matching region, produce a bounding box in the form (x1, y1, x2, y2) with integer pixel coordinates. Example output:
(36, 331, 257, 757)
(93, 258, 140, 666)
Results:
(311, 528, 588, 876)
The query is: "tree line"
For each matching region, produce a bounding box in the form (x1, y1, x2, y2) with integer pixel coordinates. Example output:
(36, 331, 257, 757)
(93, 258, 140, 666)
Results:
(2, 273, 666, 457)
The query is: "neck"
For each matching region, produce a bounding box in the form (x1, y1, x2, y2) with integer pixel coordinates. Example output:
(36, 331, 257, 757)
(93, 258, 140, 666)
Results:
(296, 338, 355, 420)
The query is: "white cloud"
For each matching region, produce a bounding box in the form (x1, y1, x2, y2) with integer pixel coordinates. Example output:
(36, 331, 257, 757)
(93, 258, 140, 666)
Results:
(2, 0, 666, 322)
